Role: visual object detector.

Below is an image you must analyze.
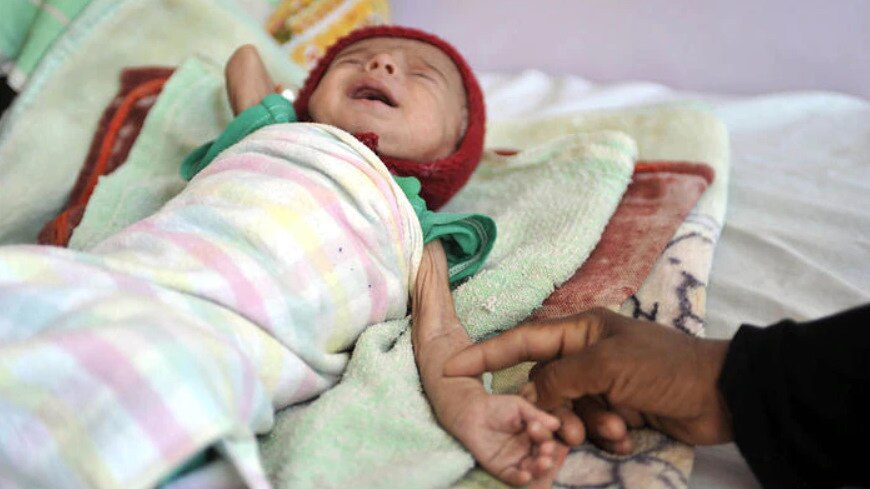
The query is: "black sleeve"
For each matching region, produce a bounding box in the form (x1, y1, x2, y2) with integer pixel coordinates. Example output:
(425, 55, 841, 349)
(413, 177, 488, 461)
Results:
(718, 304, 870, 489)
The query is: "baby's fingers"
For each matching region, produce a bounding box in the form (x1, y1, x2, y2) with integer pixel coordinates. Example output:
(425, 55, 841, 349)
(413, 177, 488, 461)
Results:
(498, 466, 533, 487)
(527, 442, 569, 489)
(517, 398, 560, 433)
(519, 449, 554, 477)
(526, 421, 554, 444)
(574, 397, 634, 454)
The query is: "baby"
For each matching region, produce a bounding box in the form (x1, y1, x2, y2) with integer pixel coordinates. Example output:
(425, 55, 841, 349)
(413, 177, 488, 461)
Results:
(214, 26, 560, 486)
(0, 27, 558, 488)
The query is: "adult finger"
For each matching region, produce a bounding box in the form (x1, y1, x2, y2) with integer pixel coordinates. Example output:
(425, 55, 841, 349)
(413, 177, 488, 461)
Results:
(613, 406, 645, 429)
(574, 396, 628, 443)
(552, 404, 585, 446)
(531, 347, 615, 410)
(591, 436, 634, 455)
(443, 311, 610, 376)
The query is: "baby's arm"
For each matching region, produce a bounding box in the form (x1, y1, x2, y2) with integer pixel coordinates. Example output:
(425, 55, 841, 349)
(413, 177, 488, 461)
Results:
(225, 45, 276, 115)
(412, 240, 560, 486)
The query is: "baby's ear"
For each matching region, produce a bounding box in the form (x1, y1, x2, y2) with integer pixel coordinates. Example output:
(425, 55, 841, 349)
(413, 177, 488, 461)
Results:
(456, 106, 469, 149)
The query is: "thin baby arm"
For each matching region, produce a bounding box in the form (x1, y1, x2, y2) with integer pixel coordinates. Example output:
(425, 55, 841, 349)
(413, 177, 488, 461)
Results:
(411, 240, 560, 487)
(225, 45, 277, 115)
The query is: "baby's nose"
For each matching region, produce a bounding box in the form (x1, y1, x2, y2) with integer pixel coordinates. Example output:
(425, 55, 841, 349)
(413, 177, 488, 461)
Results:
(365, 53, 397, 75)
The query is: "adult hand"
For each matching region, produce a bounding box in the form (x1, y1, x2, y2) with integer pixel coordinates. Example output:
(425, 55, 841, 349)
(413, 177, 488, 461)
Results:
(443, 308, 734, 449)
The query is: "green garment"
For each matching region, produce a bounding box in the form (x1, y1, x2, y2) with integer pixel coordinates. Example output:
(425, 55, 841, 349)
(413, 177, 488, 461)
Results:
(391, 176, 495, 283)
(180, 93, 297, 180)
(179, 94, 496, 284)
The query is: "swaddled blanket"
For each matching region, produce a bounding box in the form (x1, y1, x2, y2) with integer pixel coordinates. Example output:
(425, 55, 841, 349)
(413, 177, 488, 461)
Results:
(0, 123, 424, 488)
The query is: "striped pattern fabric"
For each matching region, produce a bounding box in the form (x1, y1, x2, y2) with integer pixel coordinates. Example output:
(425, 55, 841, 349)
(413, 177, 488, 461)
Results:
(0, 0, 91, 89)
(0, 123, 422, 488)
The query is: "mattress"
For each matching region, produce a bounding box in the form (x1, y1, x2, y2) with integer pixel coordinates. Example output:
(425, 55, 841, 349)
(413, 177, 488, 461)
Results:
(479, 70, 869, 488)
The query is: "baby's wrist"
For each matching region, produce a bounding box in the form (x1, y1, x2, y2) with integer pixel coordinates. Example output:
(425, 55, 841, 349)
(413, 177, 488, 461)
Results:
(427, 375, 486, 427)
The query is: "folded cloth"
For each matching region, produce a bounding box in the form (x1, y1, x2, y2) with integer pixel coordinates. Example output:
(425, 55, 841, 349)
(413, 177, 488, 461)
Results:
(0, 0, 92, 89)
(0, 0, 306, 245)
(534, 161, 715, 318)
(456, 161, 716, 489)
(0, 123, 424, 488)
(454, 106, 729, 489)
(38, 66, 174, 246)
(259, 132, 637, 488)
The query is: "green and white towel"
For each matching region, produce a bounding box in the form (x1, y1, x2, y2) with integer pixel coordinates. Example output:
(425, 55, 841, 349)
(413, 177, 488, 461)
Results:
(0, 0, 92, 89)
(0, 0, 306, 245)
(0, 0, 283, 89)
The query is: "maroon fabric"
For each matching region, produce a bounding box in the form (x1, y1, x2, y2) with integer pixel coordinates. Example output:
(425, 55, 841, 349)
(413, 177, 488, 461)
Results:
(525, 161, 714, 489)
(293, 25, 486, 210)
(38, 67, 174, 246)
(533, 161, 714, 320)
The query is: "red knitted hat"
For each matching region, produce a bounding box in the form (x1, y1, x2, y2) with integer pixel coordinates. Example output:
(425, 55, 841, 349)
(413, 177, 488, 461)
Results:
(294, 25, 486, 210)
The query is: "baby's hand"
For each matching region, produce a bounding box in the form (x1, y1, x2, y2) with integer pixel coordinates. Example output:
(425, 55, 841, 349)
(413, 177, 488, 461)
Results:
(445, 389, 561, 486)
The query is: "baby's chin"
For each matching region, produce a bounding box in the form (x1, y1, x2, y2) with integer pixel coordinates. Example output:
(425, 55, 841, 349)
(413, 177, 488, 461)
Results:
(309, 112, 455, 161)
(375, 137, 455, 162)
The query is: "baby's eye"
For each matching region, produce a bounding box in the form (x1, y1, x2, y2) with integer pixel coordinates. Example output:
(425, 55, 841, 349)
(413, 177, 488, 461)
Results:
(337, 57, 362, 65)
(412, 72, 436, 82)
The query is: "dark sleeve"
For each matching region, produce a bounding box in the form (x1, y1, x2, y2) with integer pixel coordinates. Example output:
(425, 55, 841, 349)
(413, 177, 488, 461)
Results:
(718, 304, 870, 489)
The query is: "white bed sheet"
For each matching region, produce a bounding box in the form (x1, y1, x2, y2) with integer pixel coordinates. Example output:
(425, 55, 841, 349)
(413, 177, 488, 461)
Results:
(480, 71, 870, 489)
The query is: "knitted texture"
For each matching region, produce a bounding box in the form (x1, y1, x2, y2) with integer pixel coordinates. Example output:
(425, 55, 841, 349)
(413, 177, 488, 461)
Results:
(293, 25, 486, 210)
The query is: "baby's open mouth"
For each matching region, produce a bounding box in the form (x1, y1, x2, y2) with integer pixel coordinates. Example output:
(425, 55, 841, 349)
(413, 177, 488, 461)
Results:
(350, 85, 398, 107)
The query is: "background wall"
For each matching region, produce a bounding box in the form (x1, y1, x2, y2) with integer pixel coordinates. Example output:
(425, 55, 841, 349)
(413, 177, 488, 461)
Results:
(392, 0, 869, 97)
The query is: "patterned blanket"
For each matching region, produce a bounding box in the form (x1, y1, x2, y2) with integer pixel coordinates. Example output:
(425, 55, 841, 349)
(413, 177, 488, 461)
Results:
(0, 123, 422, 488)
(454, 105, 729, 489)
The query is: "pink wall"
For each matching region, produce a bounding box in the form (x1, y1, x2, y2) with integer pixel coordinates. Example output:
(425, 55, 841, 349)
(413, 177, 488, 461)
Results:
(392, 0, 869, 97)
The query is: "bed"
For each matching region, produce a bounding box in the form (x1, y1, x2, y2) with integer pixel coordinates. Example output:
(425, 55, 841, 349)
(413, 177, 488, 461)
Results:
(1, 1, 867, 488)
(478, 71, 869, 488)
(393, 2, 868, 486)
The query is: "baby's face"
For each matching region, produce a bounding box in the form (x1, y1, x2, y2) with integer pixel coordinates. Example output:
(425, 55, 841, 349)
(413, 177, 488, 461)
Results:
(308, 37, 467, 161)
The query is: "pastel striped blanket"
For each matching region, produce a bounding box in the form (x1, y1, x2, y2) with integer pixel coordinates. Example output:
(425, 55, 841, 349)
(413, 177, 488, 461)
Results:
(0, 123, 422, 488)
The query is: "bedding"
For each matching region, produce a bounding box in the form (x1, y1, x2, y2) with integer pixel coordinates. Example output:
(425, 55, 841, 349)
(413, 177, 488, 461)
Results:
(0, 0, 92, 89)
(30, 59, 724, 489)
(0, 0, 386, 93)
(0, 118, 643, 489)
(480, 71, 869, 489)
(0, 1, 865, 487)
(51, 56, 648, 485)
(535, 162, 715, 319)
(39, 67, 174, 246)
(445, 104, 728, 489)
(0, 122, 425, 487)
(0, 0, 306, 246)
(0, 13, 730, 486)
